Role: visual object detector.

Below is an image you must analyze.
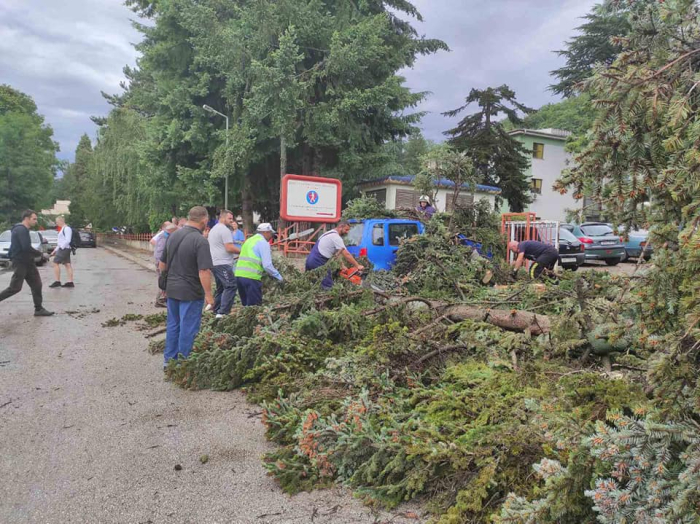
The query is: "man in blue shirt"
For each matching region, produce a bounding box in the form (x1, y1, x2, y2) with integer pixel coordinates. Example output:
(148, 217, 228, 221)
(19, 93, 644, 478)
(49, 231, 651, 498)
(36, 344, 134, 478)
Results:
(508, 240, 559, 279)
(231, 219, 245, 251)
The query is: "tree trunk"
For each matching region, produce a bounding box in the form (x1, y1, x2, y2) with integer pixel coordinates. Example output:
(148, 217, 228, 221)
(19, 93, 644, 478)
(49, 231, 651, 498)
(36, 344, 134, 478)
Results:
(280, 135, 287, 182)
(376, 296, 552, 335)
(241, 176, 254, 234)
(439, 304, 551, 335)
(279, 135, 287, 230)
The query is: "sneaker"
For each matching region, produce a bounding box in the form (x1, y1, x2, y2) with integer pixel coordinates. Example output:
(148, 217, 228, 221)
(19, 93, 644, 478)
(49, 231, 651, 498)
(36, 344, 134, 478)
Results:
(34, 308, 55, 317)
(62, 282, 75, 288)
(215, 314, 224, 319)
(49, 281, 61, 288)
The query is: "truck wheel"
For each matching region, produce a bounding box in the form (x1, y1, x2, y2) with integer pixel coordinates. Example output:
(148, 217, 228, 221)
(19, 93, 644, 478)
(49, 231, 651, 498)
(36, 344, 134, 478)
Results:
(605, 258, 621, 266)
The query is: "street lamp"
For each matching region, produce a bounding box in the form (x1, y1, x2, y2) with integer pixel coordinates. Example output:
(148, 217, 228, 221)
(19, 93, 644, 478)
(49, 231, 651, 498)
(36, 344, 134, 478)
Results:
(203, 104, 230, 210)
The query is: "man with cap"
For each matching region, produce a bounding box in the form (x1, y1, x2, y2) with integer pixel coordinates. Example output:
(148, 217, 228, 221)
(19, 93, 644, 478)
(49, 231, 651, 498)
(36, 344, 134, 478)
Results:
(305, 221, 364, 289)
(508, 240, 559, 279)
(234, 223, 283, 306)
(416, 196, 436, 218)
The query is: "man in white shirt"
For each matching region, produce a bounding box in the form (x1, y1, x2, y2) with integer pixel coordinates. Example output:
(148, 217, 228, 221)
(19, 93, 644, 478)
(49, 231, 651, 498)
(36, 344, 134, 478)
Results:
(208, 210, 241, 318)
(49, 216, 75, 288)
(305, 221, 364, 289)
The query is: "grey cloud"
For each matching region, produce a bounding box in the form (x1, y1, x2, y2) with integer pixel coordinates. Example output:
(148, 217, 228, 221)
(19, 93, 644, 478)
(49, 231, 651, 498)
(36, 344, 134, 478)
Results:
(402, 0, 598, 141)
(1, 0, 597, 163)
(0, 0, 140, 162)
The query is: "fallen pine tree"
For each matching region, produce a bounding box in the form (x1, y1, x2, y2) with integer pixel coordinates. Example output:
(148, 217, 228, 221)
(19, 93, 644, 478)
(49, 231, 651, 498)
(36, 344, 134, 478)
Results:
(164, 237, 660, 522)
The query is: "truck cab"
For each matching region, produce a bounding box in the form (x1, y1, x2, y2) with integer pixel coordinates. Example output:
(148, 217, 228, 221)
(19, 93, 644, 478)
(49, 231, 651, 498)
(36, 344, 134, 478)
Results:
(344, 219, 425, 271)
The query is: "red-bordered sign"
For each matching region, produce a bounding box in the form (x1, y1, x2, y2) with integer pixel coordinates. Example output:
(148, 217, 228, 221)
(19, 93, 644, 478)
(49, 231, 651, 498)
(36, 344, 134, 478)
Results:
(280, 174, 342, 223)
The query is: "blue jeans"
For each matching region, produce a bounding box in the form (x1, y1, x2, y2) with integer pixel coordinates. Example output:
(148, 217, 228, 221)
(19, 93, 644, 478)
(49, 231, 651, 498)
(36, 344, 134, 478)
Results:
(164, 297, 204, 365)
(237, 277, 263, 306)
(212, 265, 237, 315)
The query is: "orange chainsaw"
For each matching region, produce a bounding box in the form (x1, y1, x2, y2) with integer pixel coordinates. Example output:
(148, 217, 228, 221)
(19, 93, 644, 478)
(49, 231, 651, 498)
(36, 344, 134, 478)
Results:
(339, 267, 364, 286)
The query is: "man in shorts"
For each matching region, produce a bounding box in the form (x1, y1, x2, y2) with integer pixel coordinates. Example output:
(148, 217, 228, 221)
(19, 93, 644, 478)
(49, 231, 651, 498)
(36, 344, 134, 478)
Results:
(49, 216, 74, 288)
(508, 240, 559, 279)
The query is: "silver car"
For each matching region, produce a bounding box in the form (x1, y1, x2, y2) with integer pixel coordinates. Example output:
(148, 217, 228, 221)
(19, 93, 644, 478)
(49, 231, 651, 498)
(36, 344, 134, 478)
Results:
(40, 229, 59, 252)
(0, 229, 50, 267)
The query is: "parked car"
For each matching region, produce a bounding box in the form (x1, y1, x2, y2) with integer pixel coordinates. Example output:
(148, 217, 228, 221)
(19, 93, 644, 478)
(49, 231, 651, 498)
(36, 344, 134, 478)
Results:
(558, 226, 585, 270)
(40, 229, 59, 252)
(618, 227, 652, 261)
(0, 229, 50, 267)
(561, 222, 626, 266)
(79, 230, 97, 247)
(345, 219, 425, 270)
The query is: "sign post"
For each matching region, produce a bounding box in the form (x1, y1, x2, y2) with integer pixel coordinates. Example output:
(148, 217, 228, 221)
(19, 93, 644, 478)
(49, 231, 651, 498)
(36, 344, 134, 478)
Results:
(280, 174, 342, 223)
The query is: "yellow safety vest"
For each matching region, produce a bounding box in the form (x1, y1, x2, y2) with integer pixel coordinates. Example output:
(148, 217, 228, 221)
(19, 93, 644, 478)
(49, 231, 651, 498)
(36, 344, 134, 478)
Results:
(235, 234, 265, 280)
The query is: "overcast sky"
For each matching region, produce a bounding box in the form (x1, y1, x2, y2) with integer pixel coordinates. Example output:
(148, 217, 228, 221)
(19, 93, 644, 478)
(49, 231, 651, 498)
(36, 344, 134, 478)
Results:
(1, 0, 597, 164)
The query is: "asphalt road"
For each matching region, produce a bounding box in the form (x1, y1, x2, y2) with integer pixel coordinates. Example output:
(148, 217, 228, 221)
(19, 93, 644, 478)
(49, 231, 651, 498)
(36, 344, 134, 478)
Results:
(0, 248, 421, 524)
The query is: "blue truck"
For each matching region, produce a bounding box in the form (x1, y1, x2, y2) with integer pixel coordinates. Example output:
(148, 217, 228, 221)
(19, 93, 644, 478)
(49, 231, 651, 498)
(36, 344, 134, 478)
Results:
(344, 219, 425, 271)
(343, 218, 490, 271)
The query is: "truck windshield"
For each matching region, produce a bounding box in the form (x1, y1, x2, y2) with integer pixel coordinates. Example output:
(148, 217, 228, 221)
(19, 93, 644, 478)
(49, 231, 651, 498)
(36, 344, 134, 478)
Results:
(388, 224, 419, 246)
(345, 223, 364, 246)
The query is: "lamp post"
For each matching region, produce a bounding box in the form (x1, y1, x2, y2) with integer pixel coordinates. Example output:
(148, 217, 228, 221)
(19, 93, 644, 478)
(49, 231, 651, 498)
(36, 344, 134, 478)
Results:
(203, 104, 229, 210)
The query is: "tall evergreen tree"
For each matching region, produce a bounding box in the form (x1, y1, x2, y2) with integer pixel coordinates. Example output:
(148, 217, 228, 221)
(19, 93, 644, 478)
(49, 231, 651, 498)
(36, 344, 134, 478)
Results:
(63, 134, 93, 227)
(102, 0, 447, 228)
(444, 85, 532, 212)
(550, 1, 631, 97)
(0, 85, 59, 225)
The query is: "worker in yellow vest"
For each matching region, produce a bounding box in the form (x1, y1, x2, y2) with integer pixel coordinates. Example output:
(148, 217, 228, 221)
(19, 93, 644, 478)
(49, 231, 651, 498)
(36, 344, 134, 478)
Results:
(234, 223, 283, 306)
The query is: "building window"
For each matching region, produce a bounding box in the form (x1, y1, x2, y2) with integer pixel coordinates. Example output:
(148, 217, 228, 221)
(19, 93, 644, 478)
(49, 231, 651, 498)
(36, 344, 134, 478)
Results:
(532, 142, 544, 159)
(395, 189, 420, 209)
(445, 193, 474, 212)
(366, 189, 387, 205)
(530, 178, 542, 195)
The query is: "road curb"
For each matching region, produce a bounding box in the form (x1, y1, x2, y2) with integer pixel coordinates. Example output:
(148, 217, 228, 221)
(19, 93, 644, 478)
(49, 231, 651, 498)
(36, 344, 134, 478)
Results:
(101, 245, 155, 272)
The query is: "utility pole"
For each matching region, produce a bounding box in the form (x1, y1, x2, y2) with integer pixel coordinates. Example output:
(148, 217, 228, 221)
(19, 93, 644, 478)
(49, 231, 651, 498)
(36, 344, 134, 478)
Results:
(203, 105, 229, 210)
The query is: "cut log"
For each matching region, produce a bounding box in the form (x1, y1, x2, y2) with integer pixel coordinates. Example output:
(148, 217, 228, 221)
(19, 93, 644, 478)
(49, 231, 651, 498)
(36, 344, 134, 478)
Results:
(438, 304, 551, 335)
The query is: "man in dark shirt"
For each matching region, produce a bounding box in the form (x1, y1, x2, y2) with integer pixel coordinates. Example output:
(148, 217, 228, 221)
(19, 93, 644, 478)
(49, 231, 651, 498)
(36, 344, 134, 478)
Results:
(159, 206, 214, 366)
(0, 210, 54, 316)
(508, 240, 559, 279)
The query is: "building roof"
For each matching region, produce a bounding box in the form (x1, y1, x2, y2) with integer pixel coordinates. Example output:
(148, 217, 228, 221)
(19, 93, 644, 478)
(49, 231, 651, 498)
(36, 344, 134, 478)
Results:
(508, 128, 571, 141)
(358, 175, 501, 195)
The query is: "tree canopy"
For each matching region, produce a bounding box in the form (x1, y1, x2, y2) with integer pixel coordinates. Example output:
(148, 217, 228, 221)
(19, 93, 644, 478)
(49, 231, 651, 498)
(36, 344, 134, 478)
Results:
(550, 1, 631, 97)
(81, 0, 447, 230)
(0, 85, 59, 226)
(444, 85, 533, 212)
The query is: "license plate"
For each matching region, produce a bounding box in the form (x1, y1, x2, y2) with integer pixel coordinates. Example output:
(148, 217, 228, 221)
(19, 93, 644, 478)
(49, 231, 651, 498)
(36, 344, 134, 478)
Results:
(601, 241, 617, 246)
(561, 257, 576, 263)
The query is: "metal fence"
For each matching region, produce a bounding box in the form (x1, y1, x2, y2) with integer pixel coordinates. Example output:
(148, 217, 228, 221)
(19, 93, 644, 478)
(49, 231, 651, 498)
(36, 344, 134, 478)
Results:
(501, 212, 560, 265)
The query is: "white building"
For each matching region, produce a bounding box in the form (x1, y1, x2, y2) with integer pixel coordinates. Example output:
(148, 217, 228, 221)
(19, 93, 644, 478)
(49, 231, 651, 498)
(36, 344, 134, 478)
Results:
(40, 200, 71, 216)
(357, 175, 500, 212)
(509, 128, 584, 222)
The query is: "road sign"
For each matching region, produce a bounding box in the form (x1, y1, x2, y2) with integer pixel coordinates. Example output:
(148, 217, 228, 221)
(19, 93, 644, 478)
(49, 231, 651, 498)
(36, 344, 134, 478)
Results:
(280, 174, 342, 223)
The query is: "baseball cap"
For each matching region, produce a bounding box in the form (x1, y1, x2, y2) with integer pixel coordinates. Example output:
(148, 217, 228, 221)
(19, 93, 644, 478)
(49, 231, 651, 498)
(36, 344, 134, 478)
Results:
(257, 223, 277, 234)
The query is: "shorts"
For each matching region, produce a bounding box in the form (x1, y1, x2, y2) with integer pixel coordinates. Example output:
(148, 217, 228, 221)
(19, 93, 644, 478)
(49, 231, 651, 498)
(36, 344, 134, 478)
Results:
(54, 248, 72, 264)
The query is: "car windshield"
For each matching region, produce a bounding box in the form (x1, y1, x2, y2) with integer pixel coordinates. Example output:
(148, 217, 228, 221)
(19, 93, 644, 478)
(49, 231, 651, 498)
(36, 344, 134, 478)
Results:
(345, 223, 364, 247)
(30, 231, 40, 243)
(42, 230, 58, 238)
(0, 230, 10, 242)
(580, 224, 615, 236)
(559, 227, 579, 243)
